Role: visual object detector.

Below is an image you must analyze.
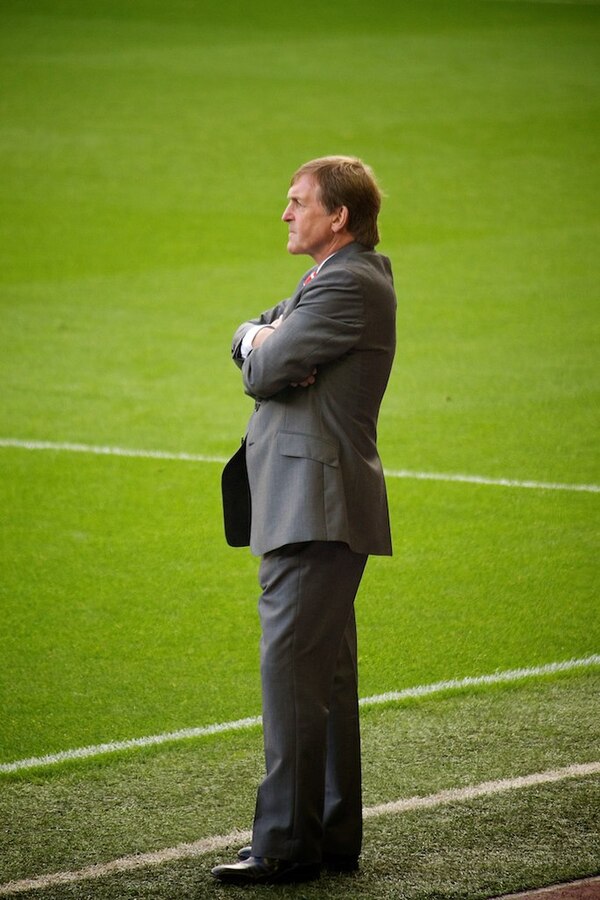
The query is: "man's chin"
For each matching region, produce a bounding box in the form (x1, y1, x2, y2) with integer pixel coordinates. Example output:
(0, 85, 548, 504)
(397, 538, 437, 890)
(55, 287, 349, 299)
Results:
(286, 236, 304, 255)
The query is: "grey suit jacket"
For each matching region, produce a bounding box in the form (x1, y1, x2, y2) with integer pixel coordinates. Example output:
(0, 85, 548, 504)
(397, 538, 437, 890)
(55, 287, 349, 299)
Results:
(226, 241, 396, 557)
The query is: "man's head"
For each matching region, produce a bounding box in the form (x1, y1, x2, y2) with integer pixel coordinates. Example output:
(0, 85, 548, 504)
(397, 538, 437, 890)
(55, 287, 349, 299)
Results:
(282, 156, 382, 263)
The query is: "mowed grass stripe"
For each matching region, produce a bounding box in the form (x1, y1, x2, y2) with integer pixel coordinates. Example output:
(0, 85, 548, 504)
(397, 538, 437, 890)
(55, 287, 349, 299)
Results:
(1, 438, 598, 493)
(3, 673, 597, 899)
(1, 762, 598, 897)
(2, 655, 598, 775)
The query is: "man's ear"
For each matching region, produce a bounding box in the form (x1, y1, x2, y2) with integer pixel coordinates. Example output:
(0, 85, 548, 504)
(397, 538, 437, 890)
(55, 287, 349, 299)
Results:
(331, 205, 349, 233)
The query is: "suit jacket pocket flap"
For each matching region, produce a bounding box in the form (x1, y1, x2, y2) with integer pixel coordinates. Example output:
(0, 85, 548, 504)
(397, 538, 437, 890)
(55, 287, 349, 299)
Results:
(277, 431, 339, 467)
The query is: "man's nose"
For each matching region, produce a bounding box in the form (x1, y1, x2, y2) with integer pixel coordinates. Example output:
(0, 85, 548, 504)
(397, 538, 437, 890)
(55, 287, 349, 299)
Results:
(282, 203, 293, 222)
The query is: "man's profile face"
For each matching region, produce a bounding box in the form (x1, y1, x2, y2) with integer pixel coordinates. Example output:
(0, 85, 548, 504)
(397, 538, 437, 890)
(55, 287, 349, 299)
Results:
(282, 173, 338, 263)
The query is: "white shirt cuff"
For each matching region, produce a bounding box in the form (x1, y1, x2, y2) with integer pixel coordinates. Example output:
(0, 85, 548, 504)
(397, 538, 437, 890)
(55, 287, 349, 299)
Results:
(240, 324, 265, 359)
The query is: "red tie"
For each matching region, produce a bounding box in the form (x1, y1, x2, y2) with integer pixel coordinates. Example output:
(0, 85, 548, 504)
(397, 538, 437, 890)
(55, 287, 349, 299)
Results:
(303, 268, 317, 286)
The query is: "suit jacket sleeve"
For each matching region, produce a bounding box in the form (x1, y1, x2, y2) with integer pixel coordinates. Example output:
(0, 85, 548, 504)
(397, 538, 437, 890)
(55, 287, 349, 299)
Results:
(240, 266, 364, 399)
(231, 299, 292, 369)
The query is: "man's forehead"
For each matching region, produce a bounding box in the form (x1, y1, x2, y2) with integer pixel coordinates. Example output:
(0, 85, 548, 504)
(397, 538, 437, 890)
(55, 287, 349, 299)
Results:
(287, 173, 320, 202)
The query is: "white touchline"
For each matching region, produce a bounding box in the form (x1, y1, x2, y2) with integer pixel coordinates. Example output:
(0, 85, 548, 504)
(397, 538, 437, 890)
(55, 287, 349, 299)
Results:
(0, 438, 227, 465)
(383, 467, 600, 493)
(1, 437, 598, 493)
(362, 762, 600, 819)
(0, 717, 263, 774)
(1, 655, 598, 775)
(0, 762, 598, 896)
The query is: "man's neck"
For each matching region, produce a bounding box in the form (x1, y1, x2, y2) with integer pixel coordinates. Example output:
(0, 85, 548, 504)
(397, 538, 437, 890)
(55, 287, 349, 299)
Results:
(312, 234, 354, 265)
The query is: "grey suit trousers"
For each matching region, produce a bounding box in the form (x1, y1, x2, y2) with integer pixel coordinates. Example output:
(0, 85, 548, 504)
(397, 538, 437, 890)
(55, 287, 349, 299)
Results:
(251, 540, 368, 864)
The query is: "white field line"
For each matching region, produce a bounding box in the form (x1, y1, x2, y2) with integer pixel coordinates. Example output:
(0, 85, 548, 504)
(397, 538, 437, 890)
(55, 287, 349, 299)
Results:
(0, 438, 226, 465)
(383, 467, 600, 494)
(1, 762, 599, 896)
(362, 761, 600, 820)
(0, 717, 263, 775)
(1, 437, 598, 493)
(2, 655, 599, 775)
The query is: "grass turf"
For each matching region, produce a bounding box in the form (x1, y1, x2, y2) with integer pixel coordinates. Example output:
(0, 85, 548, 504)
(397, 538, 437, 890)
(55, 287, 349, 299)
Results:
(1, 672, 599, 897)
(1, 448, 597, 761)
(0, 1, 599, 895)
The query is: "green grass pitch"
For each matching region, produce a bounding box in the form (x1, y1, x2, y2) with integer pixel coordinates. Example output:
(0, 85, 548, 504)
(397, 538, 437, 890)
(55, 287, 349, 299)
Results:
(0, 1, 599, 897)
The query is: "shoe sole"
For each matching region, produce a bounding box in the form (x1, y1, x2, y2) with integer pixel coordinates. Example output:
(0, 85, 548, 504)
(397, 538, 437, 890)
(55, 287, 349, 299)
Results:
(213, 865, 320, 885)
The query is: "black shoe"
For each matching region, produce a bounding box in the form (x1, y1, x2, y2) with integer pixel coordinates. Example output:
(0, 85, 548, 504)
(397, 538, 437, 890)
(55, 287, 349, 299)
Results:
(323, 852, 360, 872)
(211, 856, 320, 885)
(236, 845, 358, 873)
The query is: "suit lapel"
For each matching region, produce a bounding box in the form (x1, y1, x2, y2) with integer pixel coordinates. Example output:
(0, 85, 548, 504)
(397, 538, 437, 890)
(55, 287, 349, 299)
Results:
(285, 244, 364, 316)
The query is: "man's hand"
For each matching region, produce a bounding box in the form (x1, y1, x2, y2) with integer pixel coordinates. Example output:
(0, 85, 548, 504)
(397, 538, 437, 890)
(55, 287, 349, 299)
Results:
(291, 368, 317, 388)
(251, 315, 283, 349)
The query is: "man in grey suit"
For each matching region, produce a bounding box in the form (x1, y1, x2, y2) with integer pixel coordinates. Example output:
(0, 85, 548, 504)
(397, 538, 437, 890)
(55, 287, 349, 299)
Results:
(213, 156, 396, 886)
